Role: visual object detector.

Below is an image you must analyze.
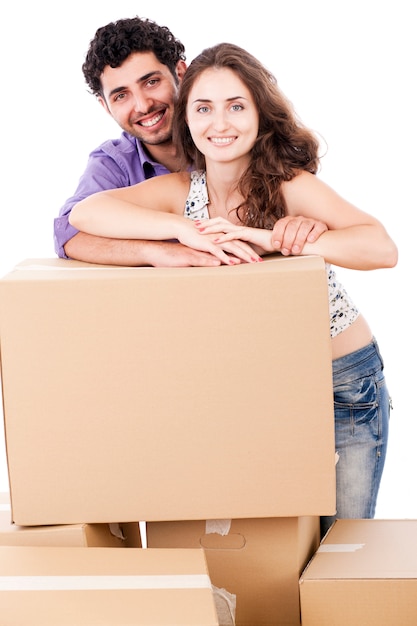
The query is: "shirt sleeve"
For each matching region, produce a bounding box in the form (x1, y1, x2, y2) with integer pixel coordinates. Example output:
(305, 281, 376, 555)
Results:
(53, 143, 141, 258)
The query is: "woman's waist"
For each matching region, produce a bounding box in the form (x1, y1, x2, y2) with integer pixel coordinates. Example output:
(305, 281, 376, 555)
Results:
(332, 328, 384, 383)
(330, 314, 373, 361)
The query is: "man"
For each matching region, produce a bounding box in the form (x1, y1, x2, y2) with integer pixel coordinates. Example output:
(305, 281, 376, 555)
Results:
(54, 17, 325, 266)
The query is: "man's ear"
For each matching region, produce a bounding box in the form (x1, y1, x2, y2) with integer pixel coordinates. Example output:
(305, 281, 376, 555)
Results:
(98, 95, 111, 115)
(175, 60, 187, 82)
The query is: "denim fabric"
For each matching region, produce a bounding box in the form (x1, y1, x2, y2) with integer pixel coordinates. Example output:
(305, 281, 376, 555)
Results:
(320, 338, 391, 537)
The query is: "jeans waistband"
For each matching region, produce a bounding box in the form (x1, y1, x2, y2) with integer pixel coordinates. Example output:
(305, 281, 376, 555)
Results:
(332, 338, 384, 384)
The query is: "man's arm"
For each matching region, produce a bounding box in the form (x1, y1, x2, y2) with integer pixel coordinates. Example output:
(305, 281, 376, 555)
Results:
(55, 133, 190, 265)
(64, 232, 222, 267)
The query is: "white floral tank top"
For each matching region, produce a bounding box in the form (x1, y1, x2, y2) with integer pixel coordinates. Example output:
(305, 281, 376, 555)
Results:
(184, 170, 359, 338)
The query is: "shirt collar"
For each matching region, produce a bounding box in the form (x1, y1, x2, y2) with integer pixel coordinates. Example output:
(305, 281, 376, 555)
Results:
(135, 138, 168, 179)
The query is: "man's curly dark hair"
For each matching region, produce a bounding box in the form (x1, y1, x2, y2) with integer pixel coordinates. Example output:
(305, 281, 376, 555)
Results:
(82, 16, 186, 97)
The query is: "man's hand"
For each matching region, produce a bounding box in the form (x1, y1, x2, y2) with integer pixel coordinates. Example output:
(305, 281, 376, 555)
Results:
(191, 216, 328, 258)
(271, 216, 328, 256)
(63, 232, 224, 267)
(148, 241, 223, 267)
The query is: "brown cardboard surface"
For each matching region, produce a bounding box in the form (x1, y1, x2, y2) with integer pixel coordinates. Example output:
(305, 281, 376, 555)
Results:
(0, 546, 218, 625)
(299, 519, 417, 625)
(148, 516, 320, 626)
(0, 256, 335, 525)
(0, 493, 140, 547)
(0, 510, 140, 547)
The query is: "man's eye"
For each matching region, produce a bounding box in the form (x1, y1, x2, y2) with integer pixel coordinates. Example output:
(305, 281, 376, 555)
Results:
(146, 79, 159, 87)
(114, 93, 126, 102)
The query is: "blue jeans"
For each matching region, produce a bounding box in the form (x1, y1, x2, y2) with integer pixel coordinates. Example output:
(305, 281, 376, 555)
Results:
(320, 338, 391, 537)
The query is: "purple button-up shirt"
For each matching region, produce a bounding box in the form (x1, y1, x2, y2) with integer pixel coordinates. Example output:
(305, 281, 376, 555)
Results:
(53, 132, 171, 258)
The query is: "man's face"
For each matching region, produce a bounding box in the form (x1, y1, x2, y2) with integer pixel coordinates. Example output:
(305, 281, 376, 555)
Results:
(99, 51, 186, 146)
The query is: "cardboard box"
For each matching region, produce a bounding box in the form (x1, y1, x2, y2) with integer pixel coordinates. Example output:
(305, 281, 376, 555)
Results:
(0, 492, 140, 547)
(147, 516, 320, 626)
(299, 519, 417, 625)
(0, 510, 140, 548)
(0, 545, 218, 625)
(0, 257, 335, 525)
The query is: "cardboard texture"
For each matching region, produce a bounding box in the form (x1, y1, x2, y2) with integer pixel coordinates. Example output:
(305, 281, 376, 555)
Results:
(0, 545, 218, 626)
(0, 493, 140, 547)
(147, 516, 320, 626)
(0, 510, 140, 548)
(0, 257, 335, 525)
(299, 519, 417, 625)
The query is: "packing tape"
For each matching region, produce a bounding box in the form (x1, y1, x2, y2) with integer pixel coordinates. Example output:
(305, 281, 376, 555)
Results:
(205, 519, 232, 536)
(318, 543, 365, 553)
(108, 523, 125, 540)
(0, 573, 212, 591)
(212, 585, 236, 625)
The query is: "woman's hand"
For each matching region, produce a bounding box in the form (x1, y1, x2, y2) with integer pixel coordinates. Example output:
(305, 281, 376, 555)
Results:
(193, 217, 275, 254)
(177, 218, 264, 265)
(193, 216, 328, 257)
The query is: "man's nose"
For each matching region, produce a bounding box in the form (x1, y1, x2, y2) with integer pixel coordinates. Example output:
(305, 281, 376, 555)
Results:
(132, 91, 153, 114)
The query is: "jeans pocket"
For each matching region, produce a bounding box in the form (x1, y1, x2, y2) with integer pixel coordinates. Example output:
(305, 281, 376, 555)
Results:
(333, 374, 382, 439)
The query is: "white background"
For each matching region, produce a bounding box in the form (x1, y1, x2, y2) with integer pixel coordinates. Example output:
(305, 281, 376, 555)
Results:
(0, 1, 416, 517)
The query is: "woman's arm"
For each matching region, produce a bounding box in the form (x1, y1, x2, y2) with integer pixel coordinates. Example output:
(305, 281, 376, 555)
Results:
(69, 173, 262, 265)
(69, 173, 189, 240)
(280, 172, 398, 270)
(197, 172, 398, 270)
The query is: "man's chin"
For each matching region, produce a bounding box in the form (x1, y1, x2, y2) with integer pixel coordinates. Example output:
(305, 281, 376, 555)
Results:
(132, 130, 173, 146)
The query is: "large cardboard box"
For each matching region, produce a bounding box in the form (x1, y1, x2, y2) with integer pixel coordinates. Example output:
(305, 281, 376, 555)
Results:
(299, 519, 417, 625)
(0, 257, 335, 525)
(147, 516, 320, 626)
(0, 545, 218, 625)
(0, 492, 140, 547)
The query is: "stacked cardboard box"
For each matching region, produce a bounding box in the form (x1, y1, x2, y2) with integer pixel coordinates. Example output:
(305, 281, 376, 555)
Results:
(0, 492, 140, 548)
(299, 519, 417, 625)
(0, 545, 218, 625)
(147, 516, 320, 626)
(0, 255, 337, 625)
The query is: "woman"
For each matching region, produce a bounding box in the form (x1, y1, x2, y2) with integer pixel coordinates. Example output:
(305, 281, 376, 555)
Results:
(70, 43, 398, 535)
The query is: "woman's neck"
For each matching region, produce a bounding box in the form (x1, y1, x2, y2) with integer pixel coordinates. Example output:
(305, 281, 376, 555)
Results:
(205, 160, 247, 221)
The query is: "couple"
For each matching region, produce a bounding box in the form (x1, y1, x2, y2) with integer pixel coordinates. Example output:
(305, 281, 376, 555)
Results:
(55, 18, 397, 536)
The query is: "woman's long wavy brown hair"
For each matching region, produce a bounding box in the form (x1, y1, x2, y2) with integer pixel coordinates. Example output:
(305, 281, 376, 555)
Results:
(173, 43, 322, 228)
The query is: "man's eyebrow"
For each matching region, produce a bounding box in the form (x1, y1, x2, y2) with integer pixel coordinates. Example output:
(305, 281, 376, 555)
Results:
(107, 71, 164, 98)
(139, 70, 163, 83)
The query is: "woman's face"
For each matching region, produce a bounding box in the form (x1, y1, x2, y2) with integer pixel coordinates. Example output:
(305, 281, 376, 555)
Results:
(186, 67, 259, 166)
